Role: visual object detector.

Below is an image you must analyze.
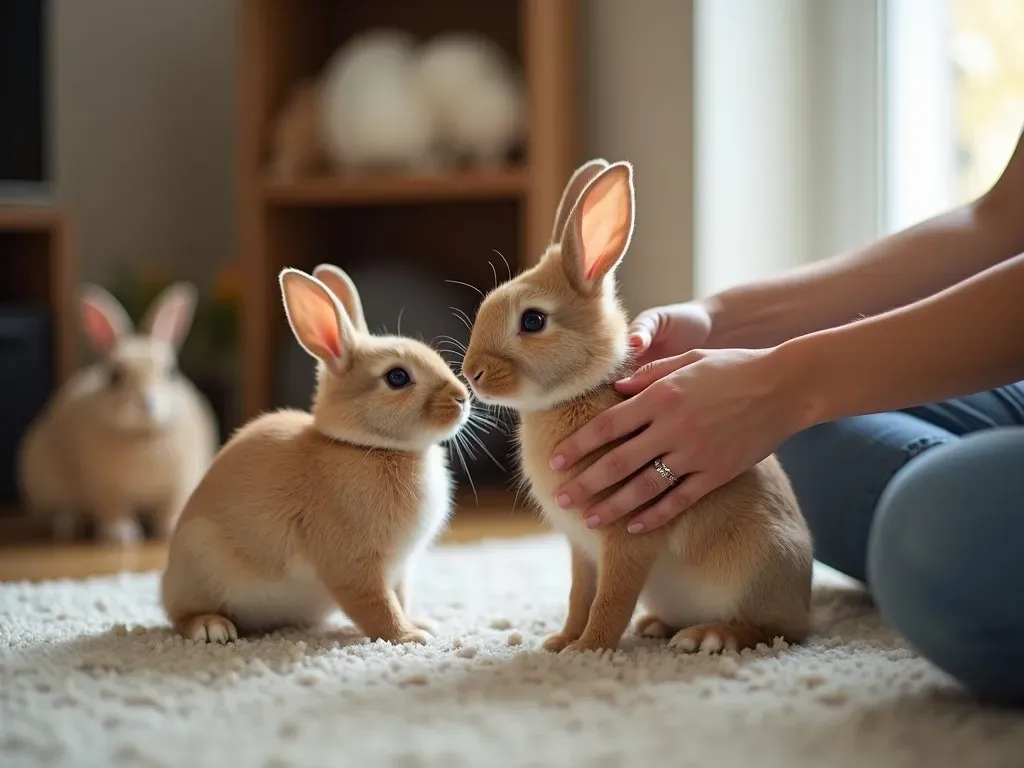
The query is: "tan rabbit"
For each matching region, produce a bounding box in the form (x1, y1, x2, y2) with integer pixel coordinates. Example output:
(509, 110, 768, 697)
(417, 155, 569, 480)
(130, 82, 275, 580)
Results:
(462, 160, 813, 654)
(160, 264, 470, 645)
(268, 79, 325, 180)
(18, 282, 218, 545)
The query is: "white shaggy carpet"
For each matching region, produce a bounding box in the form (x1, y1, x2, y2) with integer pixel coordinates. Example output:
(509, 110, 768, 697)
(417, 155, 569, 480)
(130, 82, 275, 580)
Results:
(2, 535, 1023, 768)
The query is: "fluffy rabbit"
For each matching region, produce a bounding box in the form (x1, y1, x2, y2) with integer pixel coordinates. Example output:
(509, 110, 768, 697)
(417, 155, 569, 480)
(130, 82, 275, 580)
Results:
(268, 79, 325, 181)
(160, 264, 470, 644)
(462, 160, 814, 654)
(18, 282, 217, 545)
(416, 33, 526, 168)
(319, 29, 438, 172)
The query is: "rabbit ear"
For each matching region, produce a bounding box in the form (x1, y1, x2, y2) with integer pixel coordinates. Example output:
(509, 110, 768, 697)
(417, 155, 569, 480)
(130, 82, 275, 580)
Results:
(79, 284, 132, 357)
(312, 263, 368, 333)
(559, 161, 636, 297)
(140, 282, 197, 349)
(280, 268, 356, 370)
(550, 159, 610, 246)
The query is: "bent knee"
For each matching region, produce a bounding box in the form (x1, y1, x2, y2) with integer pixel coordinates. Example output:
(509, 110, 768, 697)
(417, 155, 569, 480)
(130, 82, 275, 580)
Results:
(868, 430, 1024, 704)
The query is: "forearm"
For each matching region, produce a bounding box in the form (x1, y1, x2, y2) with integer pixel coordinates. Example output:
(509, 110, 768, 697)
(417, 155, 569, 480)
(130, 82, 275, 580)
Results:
(703, 129, 1024, 350)
(705, 198, 1024, 349)
(779, 252, 1024, 427)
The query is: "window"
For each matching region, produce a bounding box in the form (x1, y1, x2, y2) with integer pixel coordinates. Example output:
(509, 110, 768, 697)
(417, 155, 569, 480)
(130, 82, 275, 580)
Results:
(883, 0, 1024, 233)
(693, 0, 1024, 296)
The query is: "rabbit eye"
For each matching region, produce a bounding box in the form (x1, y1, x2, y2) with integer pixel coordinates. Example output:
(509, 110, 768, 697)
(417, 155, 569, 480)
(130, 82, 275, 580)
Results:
(108, 364, 126, 388)
(385, 367, 411, 389)
(520, 309, 546, 334)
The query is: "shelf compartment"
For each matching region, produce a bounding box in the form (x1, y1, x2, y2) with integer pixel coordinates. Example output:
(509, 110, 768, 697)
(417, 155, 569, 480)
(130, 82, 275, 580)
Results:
(263, 167, 530, 207)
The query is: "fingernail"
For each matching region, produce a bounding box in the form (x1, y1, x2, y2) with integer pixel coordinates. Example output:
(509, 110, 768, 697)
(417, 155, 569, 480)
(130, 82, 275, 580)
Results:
(627, 522, 644, 534)
(556, 493, 572, 508)
(628, 334, 642, 347)
(550, 455, 565, 470)
(585, 515, 601, 528)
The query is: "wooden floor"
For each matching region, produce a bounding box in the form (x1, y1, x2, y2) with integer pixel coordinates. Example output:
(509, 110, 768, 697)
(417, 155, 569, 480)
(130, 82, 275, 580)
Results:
(0, 492, 547, 583)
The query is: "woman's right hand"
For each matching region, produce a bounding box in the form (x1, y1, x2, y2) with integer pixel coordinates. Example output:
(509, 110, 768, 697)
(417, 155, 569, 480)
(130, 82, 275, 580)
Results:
(628, 300, 714, 369)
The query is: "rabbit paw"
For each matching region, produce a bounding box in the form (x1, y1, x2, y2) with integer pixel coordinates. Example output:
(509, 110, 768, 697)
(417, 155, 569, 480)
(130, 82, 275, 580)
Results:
(541, 631, 580, 652)
(390, 628, 431, 646)
(182, 614, 239, 644)
(634, 614, 674, 638)
(52, 512, 80, 542)
(561, 636, 617, 654)
(97, 518, 143, 547)
(409, 617, 437, 634)
(668, 624, 770, 654)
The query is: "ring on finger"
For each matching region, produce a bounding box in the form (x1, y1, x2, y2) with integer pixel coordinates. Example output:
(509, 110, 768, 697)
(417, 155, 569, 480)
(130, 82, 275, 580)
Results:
(652, 457, 680, 487)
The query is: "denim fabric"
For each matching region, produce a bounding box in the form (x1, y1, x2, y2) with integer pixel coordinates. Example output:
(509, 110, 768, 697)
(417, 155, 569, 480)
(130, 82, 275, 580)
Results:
(777, 383, 1024, 705)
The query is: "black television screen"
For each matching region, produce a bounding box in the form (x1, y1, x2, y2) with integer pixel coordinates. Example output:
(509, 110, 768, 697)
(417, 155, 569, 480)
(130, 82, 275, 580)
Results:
(0, 1, 49, 195)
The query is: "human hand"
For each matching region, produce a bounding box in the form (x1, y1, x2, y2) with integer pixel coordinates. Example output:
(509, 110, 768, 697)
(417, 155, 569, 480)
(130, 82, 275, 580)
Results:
(627, 301, 714, 370)
(549, 346, 808, 533)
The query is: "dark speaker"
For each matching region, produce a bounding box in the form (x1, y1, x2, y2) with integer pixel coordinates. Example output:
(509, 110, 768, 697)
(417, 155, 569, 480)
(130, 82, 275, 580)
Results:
(0, 307, 53, 503)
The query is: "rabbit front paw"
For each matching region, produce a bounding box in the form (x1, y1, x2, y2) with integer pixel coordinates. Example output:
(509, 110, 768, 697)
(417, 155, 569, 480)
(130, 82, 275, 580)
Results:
(391, 628, 432, 646)
(181, 614, 239, 644)
(97, 518, 143, 547)
(409, 617, 437, 634)
(541, 631, 580, 652)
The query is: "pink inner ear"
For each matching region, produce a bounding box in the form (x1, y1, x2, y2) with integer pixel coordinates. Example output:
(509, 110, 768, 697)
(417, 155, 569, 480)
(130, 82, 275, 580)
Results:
(150, 295, 190, 346)
(579, 172, 632, 282)
(318, 318, 341, 359)
(82, 301, 116, 352)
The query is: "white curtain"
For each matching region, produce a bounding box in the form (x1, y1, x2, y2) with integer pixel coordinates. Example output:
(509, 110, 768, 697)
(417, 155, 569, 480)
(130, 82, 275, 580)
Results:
(693, 0, 884, 296)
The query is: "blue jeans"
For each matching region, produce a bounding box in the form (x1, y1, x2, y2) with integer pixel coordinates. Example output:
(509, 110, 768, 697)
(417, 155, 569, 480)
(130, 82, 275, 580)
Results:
(777, 384, 1024, 706)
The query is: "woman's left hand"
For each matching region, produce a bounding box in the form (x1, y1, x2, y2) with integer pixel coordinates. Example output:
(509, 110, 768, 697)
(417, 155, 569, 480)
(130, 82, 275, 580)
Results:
(548, 346, 809, 533)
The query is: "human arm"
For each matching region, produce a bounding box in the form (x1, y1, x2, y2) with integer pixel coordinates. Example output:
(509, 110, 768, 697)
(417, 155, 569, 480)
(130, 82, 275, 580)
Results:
(550, 251, 1024, 533)
(630, 128, 1024, 361)
(782, 250, 1024, 425)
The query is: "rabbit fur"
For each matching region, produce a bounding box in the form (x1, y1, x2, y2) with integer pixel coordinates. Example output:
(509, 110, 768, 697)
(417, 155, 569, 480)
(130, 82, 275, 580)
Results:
(160, 265, 471, 645)
(415, 33, 526, 168)
(318, 29, 438, 172)
(18, 282, 217, 546)
(462, 159, 814, 655)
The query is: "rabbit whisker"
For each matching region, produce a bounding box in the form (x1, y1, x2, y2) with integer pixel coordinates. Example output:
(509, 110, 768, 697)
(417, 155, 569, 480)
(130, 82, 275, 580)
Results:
(434, 334, 468, 351)
(492, 249, 512, 281)
(450, 433, 478, 504)
(449, 308, 473, 334)
(462, 426, 505, 472)
(444, 279, 485, 299)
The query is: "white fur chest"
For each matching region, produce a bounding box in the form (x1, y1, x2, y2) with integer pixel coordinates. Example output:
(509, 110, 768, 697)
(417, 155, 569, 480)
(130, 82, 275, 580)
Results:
(387, 444, 454, 582)
(518, 419, 603, 562)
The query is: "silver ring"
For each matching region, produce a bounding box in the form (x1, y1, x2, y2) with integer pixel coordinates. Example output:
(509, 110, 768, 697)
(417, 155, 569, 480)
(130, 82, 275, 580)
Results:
(652, 457, 679, 487)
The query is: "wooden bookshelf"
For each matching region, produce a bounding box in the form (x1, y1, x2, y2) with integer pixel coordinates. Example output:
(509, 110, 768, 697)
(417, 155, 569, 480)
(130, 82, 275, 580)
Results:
(236, 0, 579, 424)
(0, 205, 75, 383)
(263, 167, 531, 207)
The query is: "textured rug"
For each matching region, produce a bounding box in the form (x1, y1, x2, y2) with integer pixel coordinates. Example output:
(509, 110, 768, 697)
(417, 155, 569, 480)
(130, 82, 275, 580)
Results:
(2, 535, 1023, 768)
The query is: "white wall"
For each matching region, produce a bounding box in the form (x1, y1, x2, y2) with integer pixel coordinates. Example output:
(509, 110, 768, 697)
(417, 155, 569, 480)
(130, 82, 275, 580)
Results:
(53, 0, 694, 313)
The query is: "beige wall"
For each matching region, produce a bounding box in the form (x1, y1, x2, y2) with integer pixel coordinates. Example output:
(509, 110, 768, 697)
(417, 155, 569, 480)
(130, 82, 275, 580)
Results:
(54, 0, 694, 311)
(53, 0, 236, 289)
(582, 0, 695, 313)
